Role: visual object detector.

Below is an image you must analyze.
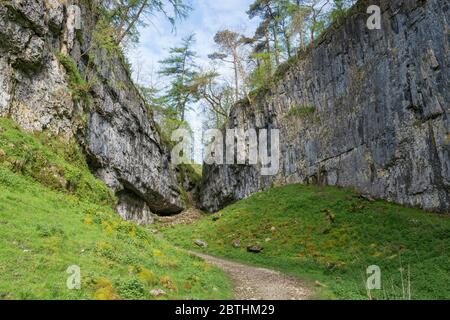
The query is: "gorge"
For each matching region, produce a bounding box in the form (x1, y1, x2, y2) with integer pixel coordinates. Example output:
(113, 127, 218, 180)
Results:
(0, 0, 449, 225)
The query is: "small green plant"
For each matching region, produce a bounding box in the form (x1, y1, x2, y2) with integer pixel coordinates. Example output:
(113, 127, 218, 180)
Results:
(55, 53, 92, 108)
(286, 105, 316, 119)
(116, 278, 147, 300)
(36, 225, 66, 238)
(273, 56, 298, 81)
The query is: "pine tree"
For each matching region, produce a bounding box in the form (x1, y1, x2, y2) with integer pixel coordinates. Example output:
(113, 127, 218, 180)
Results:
(105, 0, 191, 45)
(158, 34, 198, 122)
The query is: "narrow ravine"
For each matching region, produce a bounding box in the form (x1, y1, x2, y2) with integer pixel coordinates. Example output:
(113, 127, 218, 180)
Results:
(188, 251, 311, 300)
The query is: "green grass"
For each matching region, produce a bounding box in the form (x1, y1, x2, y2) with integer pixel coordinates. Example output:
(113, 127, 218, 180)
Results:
(55, 53, 92, 107)
(162, 184, 450, 300)
(286, 105, 316, 119)
(0, 118, 113, 206)
(0, 118, 231, 300)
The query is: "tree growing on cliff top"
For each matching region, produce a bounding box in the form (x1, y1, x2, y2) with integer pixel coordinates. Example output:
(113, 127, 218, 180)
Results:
(208, 30, 250, 102)
(191, 71, 235, 129)
(247, 0, 284, 66)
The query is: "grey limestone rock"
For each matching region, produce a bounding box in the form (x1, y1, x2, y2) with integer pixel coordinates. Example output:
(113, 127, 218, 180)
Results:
(0, 0, 183, 223)
(200, 0, 450, 213)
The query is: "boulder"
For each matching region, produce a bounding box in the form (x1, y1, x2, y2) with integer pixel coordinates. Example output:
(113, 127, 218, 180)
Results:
(194, 240, 208, 248)
(247, 245, 263, 253)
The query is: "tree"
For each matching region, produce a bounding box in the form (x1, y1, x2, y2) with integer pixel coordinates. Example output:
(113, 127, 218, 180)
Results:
(158, 34, 198, 121)
(286, 1, 311, 50)
(248, 0, 283, 66)
(104, 0, 191, 45)
(208, 30, 248, 102)
(328, 0, 356, 24)
(296, 0, 330, 43)
(191, 71, 234, 128)
(248, 51, 274, 91)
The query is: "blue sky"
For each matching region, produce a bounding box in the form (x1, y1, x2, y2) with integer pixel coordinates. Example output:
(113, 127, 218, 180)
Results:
(128, 0, 259, 163)
(129, 0, 258, 79)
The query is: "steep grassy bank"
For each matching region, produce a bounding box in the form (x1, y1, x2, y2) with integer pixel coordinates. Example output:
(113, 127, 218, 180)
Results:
(0, 118, 231, 300)
(162, 184, 450, 300)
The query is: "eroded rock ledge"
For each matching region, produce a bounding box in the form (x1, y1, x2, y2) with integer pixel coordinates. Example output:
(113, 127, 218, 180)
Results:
(200, 0, 449, 213)
(0, 0, 183, 223)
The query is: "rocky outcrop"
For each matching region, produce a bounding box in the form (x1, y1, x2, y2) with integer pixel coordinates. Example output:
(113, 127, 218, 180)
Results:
(201, 0, 450, 213)
(0, 0, 183, 222)
(0, 0, 76, 139)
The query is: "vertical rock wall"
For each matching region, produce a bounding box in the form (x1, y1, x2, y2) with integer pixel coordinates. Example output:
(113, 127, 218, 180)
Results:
(0, 0, 183, 223)
(201, 0, 450, 213)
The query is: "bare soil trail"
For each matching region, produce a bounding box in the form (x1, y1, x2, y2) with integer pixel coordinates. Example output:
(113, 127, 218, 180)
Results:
(158, 208, 313, 300)
(188, 251, 312, 300)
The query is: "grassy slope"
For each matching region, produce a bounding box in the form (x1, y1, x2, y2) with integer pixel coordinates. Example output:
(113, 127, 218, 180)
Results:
(162, 184, 450, 300)
(0, 118, 231, 300)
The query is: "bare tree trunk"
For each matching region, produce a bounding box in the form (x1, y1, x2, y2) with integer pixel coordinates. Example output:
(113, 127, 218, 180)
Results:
(272, 25, 280, 66)
(300, 29, 305, 50)
(116, 0, 148, 45)
(233, 53, 239, 102)
(283, 29, 291, 58)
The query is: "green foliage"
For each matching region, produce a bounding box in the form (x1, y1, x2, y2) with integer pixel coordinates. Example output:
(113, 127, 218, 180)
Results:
(158, 34, 198, 122)
(286, 104, 316, 118)
(329, 0, 351, 23)
(248, 52, 276, 91)
(245, 1, 359, 95)
(88, 14, 134, 77)
(91, 16, 122, 57)
(159, 117, 193, 149)
(163, 184, 450, 300)
(107, 0, 191, 45)
(191, 71, 235, 129)
(0, 118, 113, 205)
(55, 53, 92, 108)
(116, 278, 146, 299)
(273, 55, 297, 79)
(0, 118, 231, 300)
(247, 0, 293, 64)
(178, 164, 202, 187)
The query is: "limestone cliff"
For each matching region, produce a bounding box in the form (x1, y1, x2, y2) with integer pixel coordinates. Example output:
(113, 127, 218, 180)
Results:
(0, 0, 183, 223)
(201, 0, 450, 213)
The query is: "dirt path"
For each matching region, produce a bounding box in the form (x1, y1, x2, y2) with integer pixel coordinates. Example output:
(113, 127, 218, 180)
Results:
(188, 251, 311, 300)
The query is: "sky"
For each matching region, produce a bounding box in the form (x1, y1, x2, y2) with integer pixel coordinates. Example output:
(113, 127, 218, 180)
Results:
(128, 0, 259, 163)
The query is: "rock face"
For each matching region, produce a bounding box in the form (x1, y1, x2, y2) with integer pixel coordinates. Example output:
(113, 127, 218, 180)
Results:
(0, 0, 76, 139)
(0, 0, 183, 222)
(201, 0, 450, 213)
